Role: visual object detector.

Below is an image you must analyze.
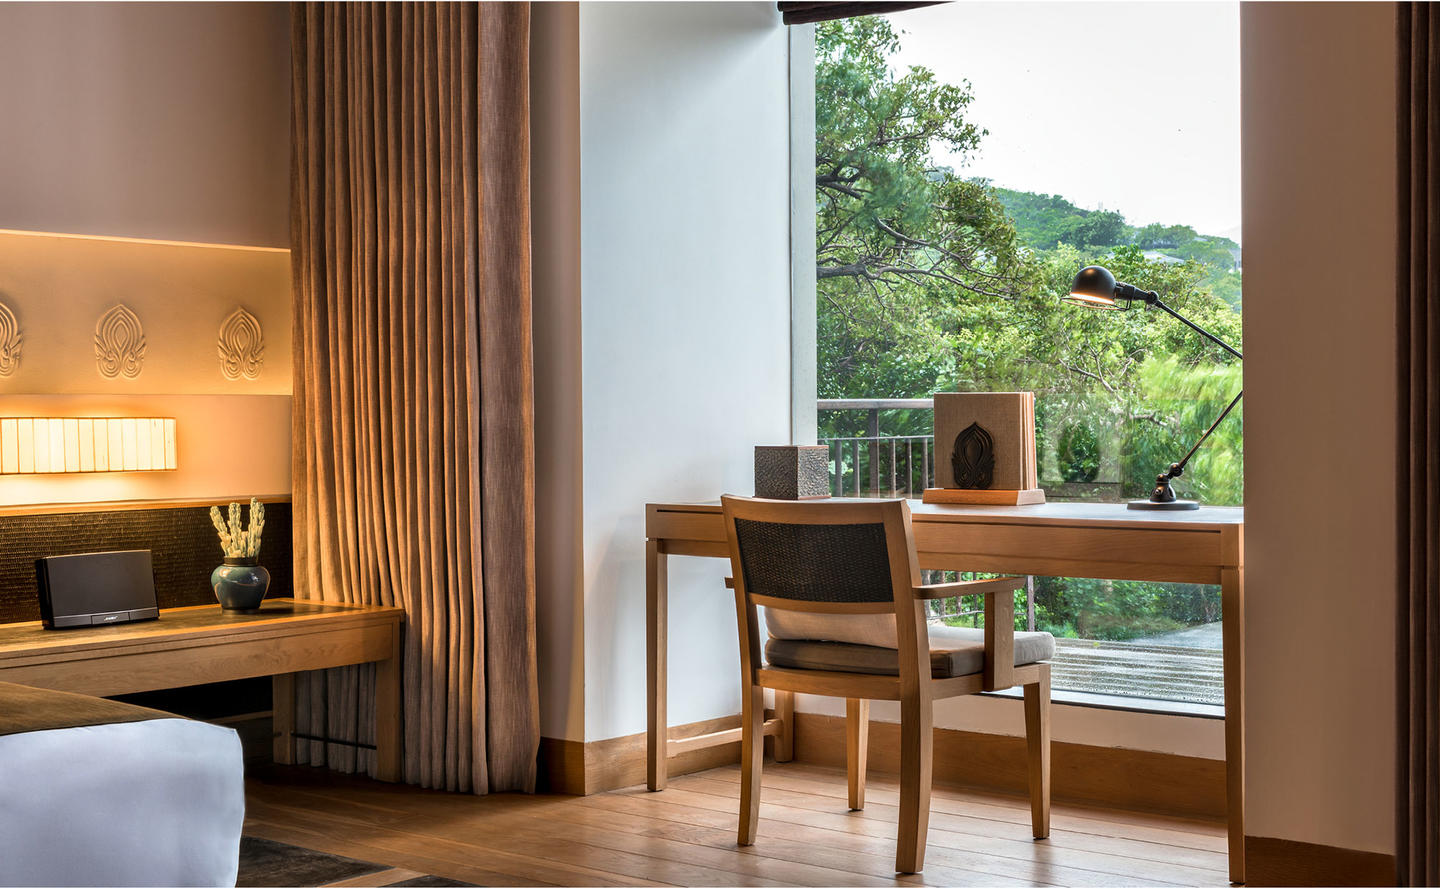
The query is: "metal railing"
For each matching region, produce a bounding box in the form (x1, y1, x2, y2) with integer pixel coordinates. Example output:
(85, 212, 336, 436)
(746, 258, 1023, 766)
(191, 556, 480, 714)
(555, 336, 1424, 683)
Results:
(818, 397, 935, 497)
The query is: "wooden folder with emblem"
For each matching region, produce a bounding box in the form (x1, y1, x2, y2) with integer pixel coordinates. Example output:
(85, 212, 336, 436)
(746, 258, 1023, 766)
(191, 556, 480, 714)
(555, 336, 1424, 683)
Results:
(923, 391, 1045, 505)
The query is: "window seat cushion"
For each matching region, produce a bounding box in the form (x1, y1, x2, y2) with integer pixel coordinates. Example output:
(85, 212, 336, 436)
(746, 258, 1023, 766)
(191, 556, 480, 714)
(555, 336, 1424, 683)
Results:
(764, 624, 1055, 678)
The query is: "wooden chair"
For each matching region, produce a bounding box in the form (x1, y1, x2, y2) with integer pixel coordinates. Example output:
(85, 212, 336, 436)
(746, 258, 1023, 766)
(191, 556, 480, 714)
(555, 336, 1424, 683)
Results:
(720, 494, 1053, 874)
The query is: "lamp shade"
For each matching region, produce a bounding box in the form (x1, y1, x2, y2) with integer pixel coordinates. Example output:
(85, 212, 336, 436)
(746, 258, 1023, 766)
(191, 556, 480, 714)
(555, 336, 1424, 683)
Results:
(1063, 265, 1121, 309)
(0, 417, 176, 474)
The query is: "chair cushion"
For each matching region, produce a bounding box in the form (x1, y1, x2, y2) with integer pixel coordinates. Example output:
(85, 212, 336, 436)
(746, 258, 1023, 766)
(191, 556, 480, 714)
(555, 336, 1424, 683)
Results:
(764, 624, 1055, 678)
(764, 609, 899, 648)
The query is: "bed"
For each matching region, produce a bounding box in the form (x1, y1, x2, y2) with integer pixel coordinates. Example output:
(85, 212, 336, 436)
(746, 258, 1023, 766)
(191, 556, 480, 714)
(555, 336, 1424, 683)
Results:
(0, 682, 245, 887)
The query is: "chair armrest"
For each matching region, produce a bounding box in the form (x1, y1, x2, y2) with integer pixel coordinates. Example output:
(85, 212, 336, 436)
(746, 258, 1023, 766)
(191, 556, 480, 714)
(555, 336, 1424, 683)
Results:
(912, 576, 1025, 599)
(913, 576, 1022, 691)
(984, 587, 1016, 691)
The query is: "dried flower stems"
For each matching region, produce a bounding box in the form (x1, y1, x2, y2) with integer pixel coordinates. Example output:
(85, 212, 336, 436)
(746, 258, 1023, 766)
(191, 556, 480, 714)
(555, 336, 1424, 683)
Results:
(210, 497, 266, 559)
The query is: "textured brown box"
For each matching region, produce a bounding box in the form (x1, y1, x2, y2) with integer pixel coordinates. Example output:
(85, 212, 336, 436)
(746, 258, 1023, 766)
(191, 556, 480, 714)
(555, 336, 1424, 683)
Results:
(754, 445, 831, 500)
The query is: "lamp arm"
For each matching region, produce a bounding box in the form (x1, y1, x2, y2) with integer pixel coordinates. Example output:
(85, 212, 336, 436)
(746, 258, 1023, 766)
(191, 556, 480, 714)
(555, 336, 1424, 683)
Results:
(1149, 297, 1244, 360)
(1168, 388, 1244, 479)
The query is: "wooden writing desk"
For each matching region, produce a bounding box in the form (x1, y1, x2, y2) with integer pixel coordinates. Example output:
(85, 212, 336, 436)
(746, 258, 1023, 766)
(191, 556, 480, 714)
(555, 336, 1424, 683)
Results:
(0, 598, 404, 781)
(646, 499, 1246, 882)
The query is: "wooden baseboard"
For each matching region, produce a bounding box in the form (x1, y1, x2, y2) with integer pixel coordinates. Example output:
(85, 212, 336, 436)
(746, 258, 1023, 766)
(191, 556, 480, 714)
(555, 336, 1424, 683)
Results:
(539, 712, 784, 795)
(537, 736, 588, 795)
(1244, 836, 1396, 886)
(545, 709, 1226, 818)
(794, 712, 1226, 819)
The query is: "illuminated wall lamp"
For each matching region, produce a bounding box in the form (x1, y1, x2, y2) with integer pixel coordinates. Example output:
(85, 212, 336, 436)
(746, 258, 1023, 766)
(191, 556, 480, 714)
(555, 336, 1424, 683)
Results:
(0, 418, 177, 474)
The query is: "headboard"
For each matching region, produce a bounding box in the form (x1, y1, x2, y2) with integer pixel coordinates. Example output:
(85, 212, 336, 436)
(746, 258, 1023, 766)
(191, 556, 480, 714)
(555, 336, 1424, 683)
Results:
(0, 499, 292, 623)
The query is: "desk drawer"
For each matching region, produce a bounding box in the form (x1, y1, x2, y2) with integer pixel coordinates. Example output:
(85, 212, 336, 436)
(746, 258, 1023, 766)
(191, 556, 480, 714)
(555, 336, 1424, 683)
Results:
(913, 522, 1228, 584)
(646, 507, 725, 544)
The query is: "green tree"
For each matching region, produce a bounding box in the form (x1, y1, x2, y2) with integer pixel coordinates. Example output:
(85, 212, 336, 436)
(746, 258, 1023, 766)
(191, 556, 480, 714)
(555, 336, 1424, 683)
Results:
(815, 17, 1035, 405)
(1058, 422, 1101, 483)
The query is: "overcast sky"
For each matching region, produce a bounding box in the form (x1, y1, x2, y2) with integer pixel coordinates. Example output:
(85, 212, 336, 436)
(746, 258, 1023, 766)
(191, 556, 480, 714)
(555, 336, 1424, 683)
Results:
(884, 2, 1241, 242)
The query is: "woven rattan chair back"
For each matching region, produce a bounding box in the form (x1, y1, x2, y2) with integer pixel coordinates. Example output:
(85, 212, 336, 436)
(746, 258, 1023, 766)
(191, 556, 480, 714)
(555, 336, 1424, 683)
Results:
(720, 496, 916, 613)
(731, 516, 893, 604)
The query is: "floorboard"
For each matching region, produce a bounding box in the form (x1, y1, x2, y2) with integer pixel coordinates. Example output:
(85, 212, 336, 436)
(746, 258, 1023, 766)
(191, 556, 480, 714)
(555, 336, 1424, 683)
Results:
(244, 761, 1227, 887)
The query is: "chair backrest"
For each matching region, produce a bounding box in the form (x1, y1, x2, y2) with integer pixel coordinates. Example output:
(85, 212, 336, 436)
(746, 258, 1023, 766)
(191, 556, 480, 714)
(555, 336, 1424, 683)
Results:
(720, 496, 919, 614)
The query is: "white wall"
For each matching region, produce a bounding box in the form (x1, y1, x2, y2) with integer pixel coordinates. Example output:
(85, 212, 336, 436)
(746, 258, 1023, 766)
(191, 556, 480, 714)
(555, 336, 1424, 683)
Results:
(1241, 2, 1398, 854)
(0, 2, 290, 249)
(532, 2, 587, 743)
(578, 2, 793, 742)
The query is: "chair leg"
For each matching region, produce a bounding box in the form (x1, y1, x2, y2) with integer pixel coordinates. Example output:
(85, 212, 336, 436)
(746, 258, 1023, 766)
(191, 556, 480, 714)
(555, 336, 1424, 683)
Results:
(895, 696, 933, 873)
(773, 690, 795, 763)
(738, 682, 765, 845)
(846, 698, 869, 810)
(1023, 667, 1052, 840)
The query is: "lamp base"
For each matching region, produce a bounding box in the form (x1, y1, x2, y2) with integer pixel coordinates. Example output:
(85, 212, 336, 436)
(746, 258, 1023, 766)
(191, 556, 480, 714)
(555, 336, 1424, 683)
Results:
(1127, 498, 1200, 510)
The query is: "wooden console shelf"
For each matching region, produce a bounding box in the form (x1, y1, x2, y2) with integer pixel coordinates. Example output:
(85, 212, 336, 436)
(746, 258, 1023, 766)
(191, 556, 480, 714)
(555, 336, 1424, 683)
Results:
(0, 598, 404, 780)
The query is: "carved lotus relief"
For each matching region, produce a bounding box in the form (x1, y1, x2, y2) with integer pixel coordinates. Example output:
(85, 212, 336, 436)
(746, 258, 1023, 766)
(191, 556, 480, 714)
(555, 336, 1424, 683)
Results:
(94, 303, 147, 380)
(217, 306, 264, 381)
(0, 299, 21, 378)
(951, 421, 995, 490)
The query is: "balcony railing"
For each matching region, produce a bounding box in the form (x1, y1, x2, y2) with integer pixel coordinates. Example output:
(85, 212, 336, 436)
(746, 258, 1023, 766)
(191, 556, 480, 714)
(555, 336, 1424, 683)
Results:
(818, 397, 934, 497)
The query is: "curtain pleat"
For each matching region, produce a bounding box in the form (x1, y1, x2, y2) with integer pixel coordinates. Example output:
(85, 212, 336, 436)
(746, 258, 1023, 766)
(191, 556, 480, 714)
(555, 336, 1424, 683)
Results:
(1398, 3, 1440, 882)
(290, 1, 538, 794)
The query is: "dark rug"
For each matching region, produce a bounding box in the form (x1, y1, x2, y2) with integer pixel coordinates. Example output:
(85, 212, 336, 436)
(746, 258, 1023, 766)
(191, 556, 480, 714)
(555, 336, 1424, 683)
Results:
(237, 837, 476, 888)
(237, 837, 383, 887)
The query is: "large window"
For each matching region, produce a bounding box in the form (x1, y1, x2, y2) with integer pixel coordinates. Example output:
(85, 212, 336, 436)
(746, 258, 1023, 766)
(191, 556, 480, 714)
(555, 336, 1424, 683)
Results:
(812, 4, 1241, 711)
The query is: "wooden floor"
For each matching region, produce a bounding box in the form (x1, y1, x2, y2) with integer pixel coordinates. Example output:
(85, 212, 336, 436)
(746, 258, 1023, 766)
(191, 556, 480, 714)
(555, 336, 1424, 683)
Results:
(244, 761, 1229, 887)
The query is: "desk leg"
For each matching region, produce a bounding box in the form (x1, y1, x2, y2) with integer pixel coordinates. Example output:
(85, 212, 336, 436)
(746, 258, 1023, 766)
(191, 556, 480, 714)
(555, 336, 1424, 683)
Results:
(271, 672, 294, 766)
(1222, 566, 1245, 884)
(647, 540, 668, 791)
(374, 629, 402, 783)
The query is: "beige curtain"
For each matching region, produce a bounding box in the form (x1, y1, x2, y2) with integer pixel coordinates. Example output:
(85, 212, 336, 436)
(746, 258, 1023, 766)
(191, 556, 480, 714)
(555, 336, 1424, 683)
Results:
(1398, 2, 1440, 881)
(289, 1, 538, 794)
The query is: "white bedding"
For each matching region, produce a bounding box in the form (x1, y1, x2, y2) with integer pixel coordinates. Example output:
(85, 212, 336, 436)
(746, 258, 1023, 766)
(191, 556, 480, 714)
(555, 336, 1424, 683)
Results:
(0, 717, 245, 888)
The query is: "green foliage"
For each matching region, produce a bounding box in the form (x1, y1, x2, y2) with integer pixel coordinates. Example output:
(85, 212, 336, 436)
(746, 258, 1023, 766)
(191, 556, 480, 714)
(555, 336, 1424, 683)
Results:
(1032, 577, 1220, 643)
(992, 188, 1242, 312)
(815, 16, 1245, 511)
(1128, 357, 1244, 505)
(996, 189, 1240, 271)
(992, 188, 1129, 250)
(935, 574, 1222, 643)
(1058, 422, 1100, 483)
(815, 18, 1037, 410)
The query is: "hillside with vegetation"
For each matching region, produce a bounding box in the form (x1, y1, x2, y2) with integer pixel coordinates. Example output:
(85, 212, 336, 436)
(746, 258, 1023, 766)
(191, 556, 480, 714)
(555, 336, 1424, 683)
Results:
(990, 187, 1242, 309)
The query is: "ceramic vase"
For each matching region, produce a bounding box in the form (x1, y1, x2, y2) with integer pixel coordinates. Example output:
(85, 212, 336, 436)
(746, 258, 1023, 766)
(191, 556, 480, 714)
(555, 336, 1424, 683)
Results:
(211, 557, 270, 613)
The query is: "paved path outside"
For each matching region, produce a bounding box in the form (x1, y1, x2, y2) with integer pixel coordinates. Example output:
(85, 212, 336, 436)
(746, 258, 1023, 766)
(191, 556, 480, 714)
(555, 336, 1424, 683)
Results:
(1129, 620, 1224, 649)
(1050, 623, 1224, 707)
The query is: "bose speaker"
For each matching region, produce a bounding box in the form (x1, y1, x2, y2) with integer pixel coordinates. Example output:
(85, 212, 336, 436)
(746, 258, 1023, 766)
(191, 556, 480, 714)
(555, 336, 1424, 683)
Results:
(36, 550, 160, 629)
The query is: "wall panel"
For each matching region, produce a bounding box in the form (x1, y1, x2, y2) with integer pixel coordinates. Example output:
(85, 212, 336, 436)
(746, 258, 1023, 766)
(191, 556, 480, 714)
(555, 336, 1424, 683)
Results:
(0, 231, 290, 395)
(1241, 1, 1398, 856)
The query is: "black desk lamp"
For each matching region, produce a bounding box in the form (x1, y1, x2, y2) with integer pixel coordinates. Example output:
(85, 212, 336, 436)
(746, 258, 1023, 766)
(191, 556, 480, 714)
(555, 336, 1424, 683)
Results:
(1062, 265, 1242, 510)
